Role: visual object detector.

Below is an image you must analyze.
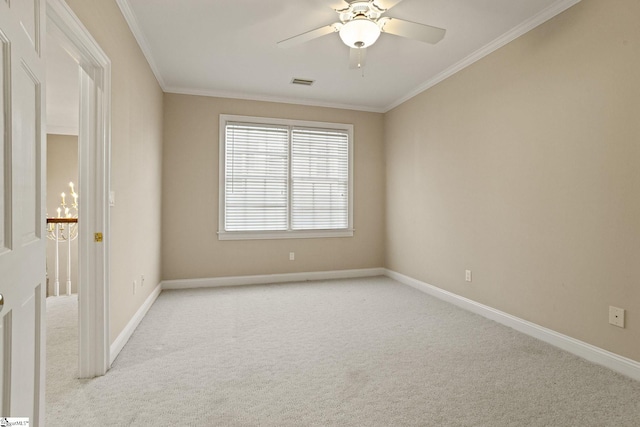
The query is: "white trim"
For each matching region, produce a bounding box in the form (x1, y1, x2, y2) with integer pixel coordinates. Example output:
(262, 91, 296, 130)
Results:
(385, 269, 640, 382)
(115, 0, 166, 89)
(47, 0, 111, 378)
(164, 86, 385, 114)
(46, 124, 78, 136)
(218, 229, 354, 240)
(383, 0, 582, 112)
(161, 268, 386, 290)
(218, 115, 354, 240)
(114, 0, 581, 114)
(110, 282, 161, 364)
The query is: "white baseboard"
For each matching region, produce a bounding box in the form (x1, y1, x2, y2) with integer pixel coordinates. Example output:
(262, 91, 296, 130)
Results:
(385, 269, 640, 382)
(110, 282, 162, 365)
(161, 267, 386, 290)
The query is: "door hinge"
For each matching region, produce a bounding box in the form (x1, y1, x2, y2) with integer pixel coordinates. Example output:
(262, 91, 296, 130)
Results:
(94, 232, 103, 242)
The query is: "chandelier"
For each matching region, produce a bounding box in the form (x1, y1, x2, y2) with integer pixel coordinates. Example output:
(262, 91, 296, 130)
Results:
(47, 181, 79, 296)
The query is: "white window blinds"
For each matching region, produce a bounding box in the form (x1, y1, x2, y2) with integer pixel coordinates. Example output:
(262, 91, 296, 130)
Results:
(224, 123, 289, 231)
(220, 115, 353, 240)
(291, 127, 349, 230)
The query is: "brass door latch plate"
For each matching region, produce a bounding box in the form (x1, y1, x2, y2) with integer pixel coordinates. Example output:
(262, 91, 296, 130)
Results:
(95, 232, 103, 242)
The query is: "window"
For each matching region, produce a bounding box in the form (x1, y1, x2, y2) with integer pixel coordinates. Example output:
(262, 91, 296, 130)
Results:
(219, 115, 353, 240)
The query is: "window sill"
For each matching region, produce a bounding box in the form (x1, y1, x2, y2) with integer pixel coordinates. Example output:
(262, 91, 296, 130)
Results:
(217, 229, 354, 241)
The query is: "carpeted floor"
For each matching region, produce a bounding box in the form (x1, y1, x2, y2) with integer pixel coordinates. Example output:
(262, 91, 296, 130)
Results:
(46, 276, 640, 426)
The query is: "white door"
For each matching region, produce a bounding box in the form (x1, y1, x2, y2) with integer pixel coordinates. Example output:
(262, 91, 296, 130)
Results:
(0, 0, 46, 425)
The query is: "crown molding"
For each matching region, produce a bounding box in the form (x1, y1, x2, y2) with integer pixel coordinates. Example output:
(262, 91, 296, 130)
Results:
(163, 86, 386, 113)
(383, 0, 582, 112)
(115, 0, 166, 89)
(115, 0, 581, 114)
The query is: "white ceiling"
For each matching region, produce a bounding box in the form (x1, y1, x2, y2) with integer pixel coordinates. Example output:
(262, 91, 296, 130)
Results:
(118, 0, 580, 112)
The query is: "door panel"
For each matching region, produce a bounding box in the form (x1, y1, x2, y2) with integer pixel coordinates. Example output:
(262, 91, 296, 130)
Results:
(0, 35, 6, 252)
(14, 62, 40, 245)
(0, 0, 46, 424)
(12, 292, 35, 418)
(1, 310, 11, 415)
(14, 0, 39, 53)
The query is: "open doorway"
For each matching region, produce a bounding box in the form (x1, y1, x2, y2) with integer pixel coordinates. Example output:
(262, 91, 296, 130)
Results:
(46, 0, 112, 380)
(46, 32, 79, 299)
(45, 32, 80, 402)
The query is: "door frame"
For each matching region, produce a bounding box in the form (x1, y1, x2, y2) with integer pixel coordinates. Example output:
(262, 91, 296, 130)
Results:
(46, 0, 111, 378)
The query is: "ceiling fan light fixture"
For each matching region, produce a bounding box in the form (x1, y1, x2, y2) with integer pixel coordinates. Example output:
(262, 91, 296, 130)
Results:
(339, 17, 381, 48)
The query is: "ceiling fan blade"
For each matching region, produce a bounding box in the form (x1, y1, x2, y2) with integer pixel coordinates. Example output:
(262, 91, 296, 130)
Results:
(349, 47, 367, 69)
(380, 17, 446, 44)
(373, 0, 404, 11)
(330, 0, 350, 10)
(277, 24, 340, 49)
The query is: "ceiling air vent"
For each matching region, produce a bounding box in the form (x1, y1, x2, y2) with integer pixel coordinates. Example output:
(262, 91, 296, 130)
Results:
(291, 78, 315, 86)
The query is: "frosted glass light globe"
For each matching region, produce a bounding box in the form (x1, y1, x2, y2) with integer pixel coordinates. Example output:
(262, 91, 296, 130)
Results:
(339, 17, 381, 48)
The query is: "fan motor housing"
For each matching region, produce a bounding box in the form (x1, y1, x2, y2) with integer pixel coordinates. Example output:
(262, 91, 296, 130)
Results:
(339, 1, 384, 23)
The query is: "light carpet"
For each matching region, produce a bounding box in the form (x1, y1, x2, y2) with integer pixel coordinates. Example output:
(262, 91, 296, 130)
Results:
(46, 276, 640, 426)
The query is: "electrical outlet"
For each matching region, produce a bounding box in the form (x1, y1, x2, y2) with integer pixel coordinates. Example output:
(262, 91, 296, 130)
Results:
(465, 270, 472, 282)
(289, 252, 295, 261)
(609, 306, 625, 328)
(133, 280, 137, 295)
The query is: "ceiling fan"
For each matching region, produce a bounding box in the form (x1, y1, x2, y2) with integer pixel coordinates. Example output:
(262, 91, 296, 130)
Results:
(277, 0, 446, 70)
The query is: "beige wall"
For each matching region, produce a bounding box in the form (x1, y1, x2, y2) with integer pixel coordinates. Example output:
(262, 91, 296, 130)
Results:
(46, 134, 78, 295)
(385, 0, 640, 362)
(66, 0, 164, 342)
(62, 0, 639, 366)
(162, 94, 385, 280)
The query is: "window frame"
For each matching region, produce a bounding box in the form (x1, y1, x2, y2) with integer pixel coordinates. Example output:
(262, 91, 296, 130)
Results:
(218, 114, 354, 241)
